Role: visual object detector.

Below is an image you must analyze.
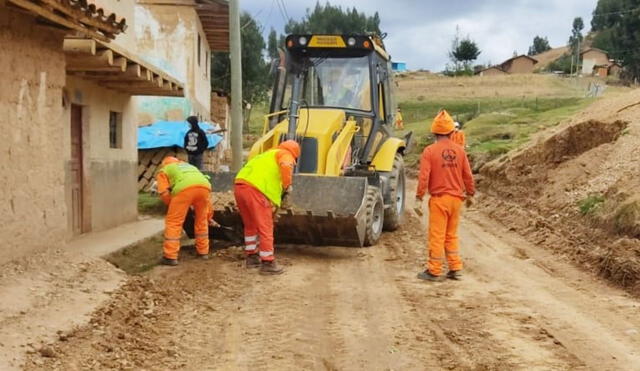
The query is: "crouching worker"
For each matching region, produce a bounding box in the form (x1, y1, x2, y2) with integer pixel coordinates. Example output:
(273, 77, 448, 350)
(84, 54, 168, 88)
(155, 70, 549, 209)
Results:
(234, 140, 300, 275)
(156, 156, 213, 266)
(415, 110, 475, 281)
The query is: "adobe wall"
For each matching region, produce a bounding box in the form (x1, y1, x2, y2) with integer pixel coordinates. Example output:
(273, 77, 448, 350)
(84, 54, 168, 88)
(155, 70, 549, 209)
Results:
(583, 50, 609, 66)
(508, 58, 535, 74)
(0, 6, 68, 263)
(64, 77, 138, 234)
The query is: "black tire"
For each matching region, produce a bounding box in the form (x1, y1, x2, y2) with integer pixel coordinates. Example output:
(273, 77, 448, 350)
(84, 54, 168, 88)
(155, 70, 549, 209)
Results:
(383, 153, 406, 231)
(363, 186, 384, 247)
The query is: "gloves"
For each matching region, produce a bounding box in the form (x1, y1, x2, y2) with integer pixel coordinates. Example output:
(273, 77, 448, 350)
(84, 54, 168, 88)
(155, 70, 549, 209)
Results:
(465, 196, 474, 208)
(413, 197, 424, 216)
(281, 187, 293, 209)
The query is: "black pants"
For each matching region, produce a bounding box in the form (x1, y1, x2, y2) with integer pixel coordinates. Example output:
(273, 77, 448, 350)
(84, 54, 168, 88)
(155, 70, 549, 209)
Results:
(188, 153, 204, 170)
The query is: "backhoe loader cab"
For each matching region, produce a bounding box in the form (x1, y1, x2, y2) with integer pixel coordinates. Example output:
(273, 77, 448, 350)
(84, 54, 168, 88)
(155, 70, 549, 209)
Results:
(197, 34, 410, 247)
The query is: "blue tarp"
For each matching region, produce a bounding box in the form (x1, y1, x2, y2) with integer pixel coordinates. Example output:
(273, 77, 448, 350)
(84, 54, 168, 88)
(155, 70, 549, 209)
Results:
(137, 121, 223, 150)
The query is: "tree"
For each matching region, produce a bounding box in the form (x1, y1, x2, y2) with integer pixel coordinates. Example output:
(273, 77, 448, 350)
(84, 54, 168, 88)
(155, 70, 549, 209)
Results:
(267, 28, 278, 60)
(569, 17, 585, 56)
(284, 2, 382, 35)
(528, 36, 551, 55)
(445, 26, 481, 76)
(591, 0, 624, 31)
(608, 0, 640, 79)
(211, 12, 269, 104)
(450, 38, 481, 68)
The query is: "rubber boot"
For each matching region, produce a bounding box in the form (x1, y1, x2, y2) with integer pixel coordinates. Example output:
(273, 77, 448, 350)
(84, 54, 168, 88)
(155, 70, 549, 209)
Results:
(160, 257, 178, 266)
(446, 270, 461, 280)
(197, 253, 210, 260)
(259, 260, 284, 275)
(417, 270, 443, 282)
(245, 254, 260, 269)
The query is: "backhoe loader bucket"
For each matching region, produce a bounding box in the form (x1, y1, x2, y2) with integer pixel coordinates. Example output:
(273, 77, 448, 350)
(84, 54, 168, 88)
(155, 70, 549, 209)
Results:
(184, 172, 370, 247)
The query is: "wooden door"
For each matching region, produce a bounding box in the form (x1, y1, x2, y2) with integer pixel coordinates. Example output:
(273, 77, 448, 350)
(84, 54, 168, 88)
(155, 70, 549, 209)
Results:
(70, 104, 84, 235)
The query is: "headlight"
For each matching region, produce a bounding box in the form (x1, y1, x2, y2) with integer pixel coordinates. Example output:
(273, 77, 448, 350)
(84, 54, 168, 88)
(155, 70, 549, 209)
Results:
(299, 36, 308, 46)
(347, 37, 356, 46)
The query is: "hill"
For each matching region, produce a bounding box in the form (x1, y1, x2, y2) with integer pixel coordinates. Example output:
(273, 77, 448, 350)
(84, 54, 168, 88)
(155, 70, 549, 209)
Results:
(532, 46, 569, 72)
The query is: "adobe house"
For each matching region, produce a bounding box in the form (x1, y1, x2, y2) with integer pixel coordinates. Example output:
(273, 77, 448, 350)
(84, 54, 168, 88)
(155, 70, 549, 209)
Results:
(499, 55, 538, 74)
(608, 62, 623, 77)
(0, 0, 228, 264)
(476, 66, 508, 76)
(581, 48, 609, 67)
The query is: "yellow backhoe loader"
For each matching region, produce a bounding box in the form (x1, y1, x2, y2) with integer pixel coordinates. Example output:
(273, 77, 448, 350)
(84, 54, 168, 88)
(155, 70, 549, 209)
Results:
(187, 34, 411, 247)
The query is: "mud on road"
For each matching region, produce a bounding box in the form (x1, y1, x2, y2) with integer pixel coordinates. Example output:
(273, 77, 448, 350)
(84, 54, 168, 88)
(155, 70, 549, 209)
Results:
(24, 199, 640, 370)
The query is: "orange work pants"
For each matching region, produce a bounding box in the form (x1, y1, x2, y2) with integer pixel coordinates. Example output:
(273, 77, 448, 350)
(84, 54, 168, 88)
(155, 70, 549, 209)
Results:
(163, 186, 210, 260)
(234, 183, 275, 261)
(427, 194, 463, 276)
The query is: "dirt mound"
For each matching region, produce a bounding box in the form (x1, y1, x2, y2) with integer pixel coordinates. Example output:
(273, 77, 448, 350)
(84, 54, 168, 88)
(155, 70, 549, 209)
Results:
(478, 89, 640, 293)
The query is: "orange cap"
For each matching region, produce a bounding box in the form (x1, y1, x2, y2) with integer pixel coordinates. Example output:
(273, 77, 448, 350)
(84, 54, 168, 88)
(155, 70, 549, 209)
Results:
(161, 156, 180, 167)
(431, 110, 455, 135)
(278, 140, 301, 159)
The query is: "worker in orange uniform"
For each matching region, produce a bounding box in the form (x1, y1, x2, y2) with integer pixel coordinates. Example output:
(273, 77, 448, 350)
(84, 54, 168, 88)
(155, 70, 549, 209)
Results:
(234, 140, 300, 275)
(415, 110, 475, 281)
(451, 122, 466, 148)
(156, 156, 213, 266)
(395, 108, 404, 130)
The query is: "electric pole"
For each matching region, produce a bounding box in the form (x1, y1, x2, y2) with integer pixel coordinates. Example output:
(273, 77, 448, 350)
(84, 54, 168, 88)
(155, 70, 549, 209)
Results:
(229, 0, 243, 171)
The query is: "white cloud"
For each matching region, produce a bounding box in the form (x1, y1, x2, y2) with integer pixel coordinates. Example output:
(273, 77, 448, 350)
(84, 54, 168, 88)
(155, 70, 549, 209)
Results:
(241, 0, 598, 71)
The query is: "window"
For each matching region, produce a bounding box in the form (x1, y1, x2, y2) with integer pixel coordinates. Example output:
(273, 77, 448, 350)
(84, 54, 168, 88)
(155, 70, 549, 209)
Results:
(109, 111, 122, 149)
(197, 33, 201, 67)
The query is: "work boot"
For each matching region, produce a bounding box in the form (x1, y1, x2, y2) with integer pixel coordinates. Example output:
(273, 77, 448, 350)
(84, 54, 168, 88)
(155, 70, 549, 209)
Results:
(245, 254, 260, 269)
(160, 257, 178, 266)
(259, 260, 284, 275)
(417, 270, 443, 282)
(197, 253, 210, 260)
(446, 270, 462, 280)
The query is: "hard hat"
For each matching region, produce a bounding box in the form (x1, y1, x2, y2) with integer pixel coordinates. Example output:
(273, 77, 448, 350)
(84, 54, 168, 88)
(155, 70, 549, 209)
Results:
(278, 140, 301, 159)
(431, 110, 455, 135)
(454, 122, 461, 129)
(161, 156, 180, 167)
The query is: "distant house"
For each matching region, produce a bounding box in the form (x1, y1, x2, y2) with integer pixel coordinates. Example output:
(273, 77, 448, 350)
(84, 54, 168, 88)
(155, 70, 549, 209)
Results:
(608, 62, 623, 77)
(499, 55, 538, 74)
(581, 48, 609, 75)
(476, 66, 508, 76)
(392, 61, 407, 72)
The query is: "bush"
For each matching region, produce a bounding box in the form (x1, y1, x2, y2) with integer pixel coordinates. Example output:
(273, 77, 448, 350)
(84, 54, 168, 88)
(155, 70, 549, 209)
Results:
(579, 194, 605, 215)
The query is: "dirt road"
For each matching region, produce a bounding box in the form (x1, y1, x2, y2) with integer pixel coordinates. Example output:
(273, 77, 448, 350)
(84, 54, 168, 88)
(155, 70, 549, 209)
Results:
(24, 189, 640, 370)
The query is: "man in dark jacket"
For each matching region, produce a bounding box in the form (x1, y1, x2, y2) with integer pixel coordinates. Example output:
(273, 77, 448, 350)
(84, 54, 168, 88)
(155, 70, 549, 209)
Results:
(184, 116, 209, 170)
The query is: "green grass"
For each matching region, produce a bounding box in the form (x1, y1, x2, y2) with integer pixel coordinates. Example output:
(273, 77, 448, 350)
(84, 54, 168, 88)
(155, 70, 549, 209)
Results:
(244, 102, 269, 149)
(138, 192, 166, 216)
(105, 235, 164, 274)
(395, 97, 594, 168)
(579, 194, 605, 215)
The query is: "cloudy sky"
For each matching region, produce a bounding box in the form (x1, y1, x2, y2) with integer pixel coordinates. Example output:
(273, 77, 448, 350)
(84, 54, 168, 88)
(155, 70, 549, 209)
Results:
(240, 0, 598, 71)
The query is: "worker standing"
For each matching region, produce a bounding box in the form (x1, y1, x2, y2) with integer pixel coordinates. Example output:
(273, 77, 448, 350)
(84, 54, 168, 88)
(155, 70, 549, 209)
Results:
(415, 110, 475, 281)
(395, 108, 404, 130)
(234, 140, 300, 275)
(156, 156, 213, 266)
(184, 116, 209, 170)
(451, 121, 466, 148)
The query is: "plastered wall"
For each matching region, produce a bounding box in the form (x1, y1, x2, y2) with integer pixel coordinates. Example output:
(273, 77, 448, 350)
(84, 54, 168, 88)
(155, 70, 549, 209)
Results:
(133, 4, 212, 123)
(0, 8, 68, 263)
(64, 77, 138, 233)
